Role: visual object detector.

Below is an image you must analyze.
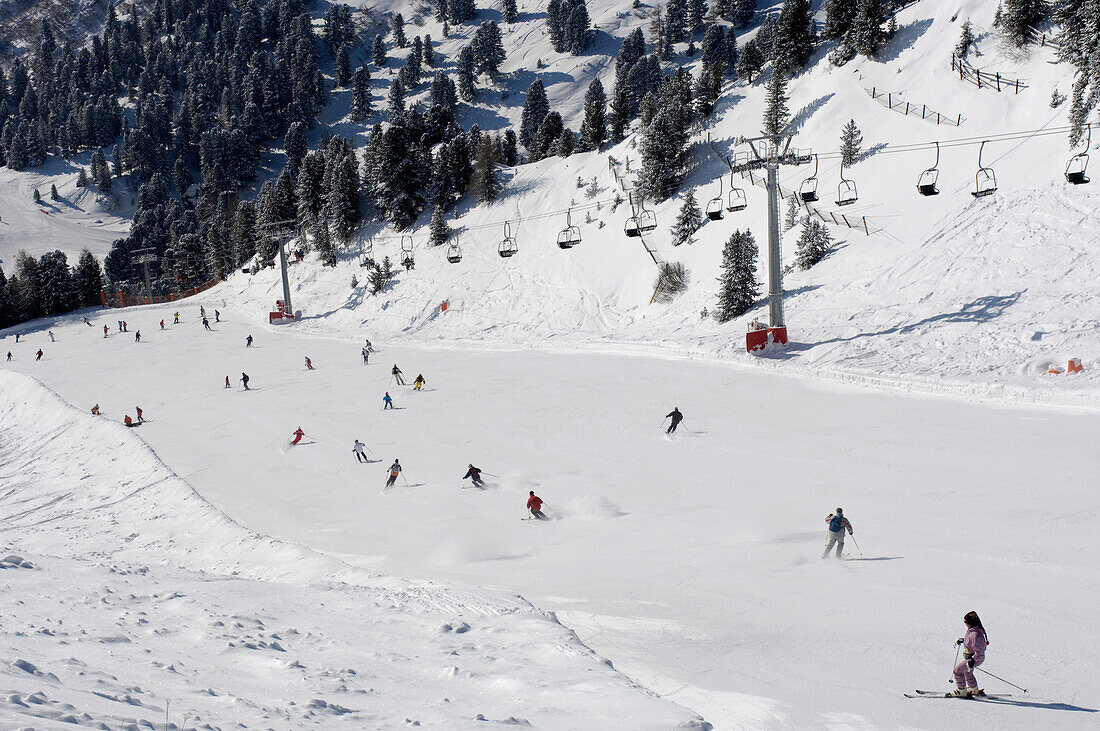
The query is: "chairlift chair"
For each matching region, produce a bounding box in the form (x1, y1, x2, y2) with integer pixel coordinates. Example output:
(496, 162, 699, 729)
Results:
(624, 216, 641, 237)
(836, 160, 858, 206)
(400, 235, 415, 268)
(498, 221, 518, 258)
(972, 140, 998, 198)
(360, 239, 376, 267)
(917, 141, 940, 196)
(1066, 123, 1091, 185)
(637, 206, 658, 232)
(706, 180, 724, 220)
(799, 154, 819, 202)
(557, 210, 582, 249)
(446, 243, 462, 263)
(726, 174, 747, 212)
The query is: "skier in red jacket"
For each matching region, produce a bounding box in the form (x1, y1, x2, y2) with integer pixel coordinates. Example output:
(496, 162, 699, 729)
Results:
(527, 491, 547, 520)
(290, 427, 305, 445)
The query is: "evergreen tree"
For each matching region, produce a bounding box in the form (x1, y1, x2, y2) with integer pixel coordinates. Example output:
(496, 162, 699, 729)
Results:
(335, 44, 352, 87)
(840, 119, 863, 165)
(50, 183, 59, 201)
(501, 130, 519, 165)
(1002, 0, 1046, 47)
(456, 46, 477, 100)
(531, 111, 565, 160)
(736, 38, 766, 82)
(351, 67, 373, 122)
(367, 122, 426, 230)
(784, 196, 799, 231)
(92, 148, 112, 193)
(422, 35, 436, 66)
(388, 77, 406, 120)
(1068, 75, 1089, 147)
(77, 167, 90, 187)
(323, 139, 361, 243)
(762, 70, 790, 136)
(313, 220, 337, 266)
(731, 0, 757, 28)
(795, 219, 832, 269)
(173, 156, 192, 195)
(672, 190, 702, 246)
(372, 35, 387, 67)
(568, 1, 593, 54)
(639, 103, 688, 201)
(852, 0, 888, 57)
(13, 251, 42, 322)
(615, 29, 647, 88)
(955, 19, 976, 57)
(0, 265, 11, 329)
(472, 22, 506, 79)
(608, 87, 630, 142)
(284, 122, 309, 178)
(503, 0, 519, 23)
(519, 79, 551, 150)
(391, 13, 408, 47)
(716, 229, 759, 322)
(36, 250, 79, 316)
(548, 0, 567, 52)
(472, 134, 502, 202)
(578, 78, 607, 151)
(33, 188, 42, 203)
(687, 0, 706, 36)
(824, 0, 859, 40)
(702, 24, 727, 68)
(772, 0, 816, 74)
(429, 205, 452, 246)
(368, 256, 396, 294)
(556, 128, 577, 157)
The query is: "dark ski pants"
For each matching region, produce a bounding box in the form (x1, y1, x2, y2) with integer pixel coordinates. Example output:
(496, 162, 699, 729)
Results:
(355, 452, 367, 463)
(667, 421, 680, 434)
(531, 510, 547, 520)
(394, 374, 405, 385)
(386, 475, 398, 487)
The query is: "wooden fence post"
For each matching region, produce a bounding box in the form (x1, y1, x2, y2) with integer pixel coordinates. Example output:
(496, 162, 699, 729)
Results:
(995, 72, 1001, 91)
(957, 113, 961, 125)
(888, 92, 892, 108)
(829, 211, 838, 224)
(863, 217, 870, 235)
(922, 104, 926, 119)
(841, 214, 851, 228)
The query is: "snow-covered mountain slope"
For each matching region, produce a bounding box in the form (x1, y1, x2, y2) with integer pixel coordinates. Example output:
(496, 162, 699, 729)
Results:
(0, 368, 706, 729)
(4, 305, 1099, 728)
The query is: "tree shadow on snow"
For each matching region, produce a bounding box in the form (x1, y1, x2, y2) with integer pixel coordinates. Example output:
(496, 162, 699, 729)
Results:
(787, 93, 835, 135)
(876, 19, 935, 63)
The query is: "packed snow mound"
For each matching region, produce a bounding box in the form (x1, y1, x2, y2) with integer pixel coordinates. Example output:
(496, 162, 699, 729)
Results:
(0, 369, 708, 729)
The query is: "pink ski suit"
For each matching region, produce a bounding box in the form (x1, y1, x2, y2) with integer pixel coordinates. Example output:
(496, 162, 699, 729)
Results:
(953, 626, 988, 689)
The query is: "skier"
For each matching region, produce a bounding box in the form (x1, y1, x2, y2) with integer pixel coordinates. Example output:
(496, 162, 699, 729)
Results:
(527, 491, 547, 520)
(463, 465, 485, 487)
(305, 356, 314, 370)
(953, 611, 989, 697)
(822, 508, 854, 559)
(241, 372, 250, 390)
(91, 404, 101, 415)
(353, 439, 368, 463)
(122, 321, 127, 332)
(392, 364, 405, 385)
(48, 331, 54, 342)
(5, 351, 11, 361)
(135, 406, 144, 423)
(290, 427, 306, 446)
(160, 319, 165, 329)
(117, 321, 122, 332)
(246, 334, 253, 347)
(36, 349, 43, 361)
(135, 330, 141, 342)
(202, 317, 211, 330)
(385, 459, 402, 487)
(124, 415, 136, 427)
(173, 312, 180, 324)
(83, 317, 91, 326)
(413, 374, 426, 391)
(200, 306, 206, 318)
(225, 375, 231, 389)
(14, 332, 19, 342)
(104, 325, 109, 337)
(403, 256, 414, 271)
(383, 392, 394, 409)
(362, 346, 370, 364)
(364, 338, 374, 352)
(214, 309, 220, 322)
(664, 407, 683, 434)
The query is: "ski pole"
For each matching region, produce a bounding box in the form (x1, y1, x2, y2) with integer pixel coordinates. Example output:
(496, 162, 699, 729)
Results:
(976, 666, 1027, 693)
(950, 643, 962, 683)
(484, 471, 500, 478)
(849, 535, 863, 555)
(402, 473, 410, 486)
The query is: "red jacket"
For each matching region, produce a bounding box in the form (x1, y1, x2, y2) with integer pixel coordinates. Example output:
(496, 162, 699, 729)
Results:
(527, 495, 543, 511)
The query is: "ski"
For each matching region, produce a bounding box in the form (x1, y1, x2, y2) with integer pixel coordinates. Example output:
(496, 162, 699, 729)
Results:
(904, 690, 1010, 699)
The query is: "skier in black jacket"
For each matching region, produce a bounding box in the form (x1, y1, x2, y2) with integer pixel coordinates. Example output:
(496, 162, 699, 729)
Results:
(665, 407, 683, 434)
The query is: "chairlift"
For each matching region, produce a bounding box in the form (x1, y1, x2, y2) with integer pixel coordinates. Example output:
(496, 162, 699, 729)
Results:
(972, 140, 997, 198)
(400, 235, 415, 269)
(799, 154, 819, 202)
(359, 239, 376, 267)
(637, 201, 658, 232)
(705, 179, 724, 221)
(836, 160, 858, 206)
(917, 141, 940, 196)
(557, 210, 582, 249)
(446, 242, 462, 263)
(498, 221, 518, 258)
(1066, 123, 1091, 185)
(726, 173, 747, 212)
(625, 215, 641, 237)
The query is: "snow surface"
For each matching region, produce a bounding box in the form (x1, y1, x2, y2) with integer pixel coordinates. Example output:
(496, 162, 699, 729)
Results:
(3, 305, 1098, 728)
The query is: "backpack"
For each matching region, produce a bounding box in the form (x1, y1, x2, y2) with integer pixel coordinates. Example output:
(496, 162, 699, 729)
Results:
(829, 515, 846, 532)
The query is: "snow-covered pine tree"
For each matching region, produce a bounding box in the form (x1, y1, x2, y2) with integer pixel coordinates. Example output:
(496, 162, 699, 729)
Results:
(840, 119, 863, 165)
(391, 13, 408, 47)
(772, 0, 815, 74)
(351, 67, 373, 122)
(76, 167, 89, 187)
(531, 112, 565, 160)
(547, 0, 567, 52)
(520, 79, 551, 150)
(456, 46, 477, 100)
(335, 45, 352, 87)
(762, 70, 790, 136)
(568, 0, 593, 54)
(556, 128, 577, 157)
(369, 256, 395, 294)
(852, 0, 888, 57)
(639, 102, 688, 201)
(372, 35, 387, 67)
(716, 229, 759, 322)
(33, 188, 42, 203)
(732, 0, 756, 28)
(736, 38, 766, 82)
(388, 77, 406, 120)
(92, 148, 112, 193)
(1002, 0, 1046, 47)
(472, 21, 506, 79)
(795, 219, 832, 269)
(701, 24, 727, 67)
(672, 190, 703, 246)
(667, 0, 687, 43)
(955, 19, 975, 57)
(173, 156, 192, 195)
(50, 183, 59, 201)
(36, 250, 79, 316)
(578, 78, 608, 151)
(1068, 75, 1089, 147)
(784, 196, 798, 231)
(615, 28, 647, 88)
(284, 123, 309, 178)
(501, 130, 519, 165)
(422, 35, 436, 65)
(688, 0, 706, 36)
(608, 87, 630, 142)
(503, 0, 518, 23)
(313, 220, 337, 267)
(323, 140, 361, 244)
(824, 0, 859, 40)
(429, 206, 452, 246)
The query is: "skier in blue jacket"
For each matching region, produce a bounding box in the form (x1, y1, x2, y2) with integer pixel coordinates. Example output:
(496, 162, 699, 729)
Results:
(822, 508, 853, 559)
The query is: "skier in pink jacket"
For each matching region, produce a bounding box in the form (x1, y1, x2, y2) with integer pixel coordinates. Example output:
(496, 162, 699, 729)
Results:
(952, 610, 989, 696)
